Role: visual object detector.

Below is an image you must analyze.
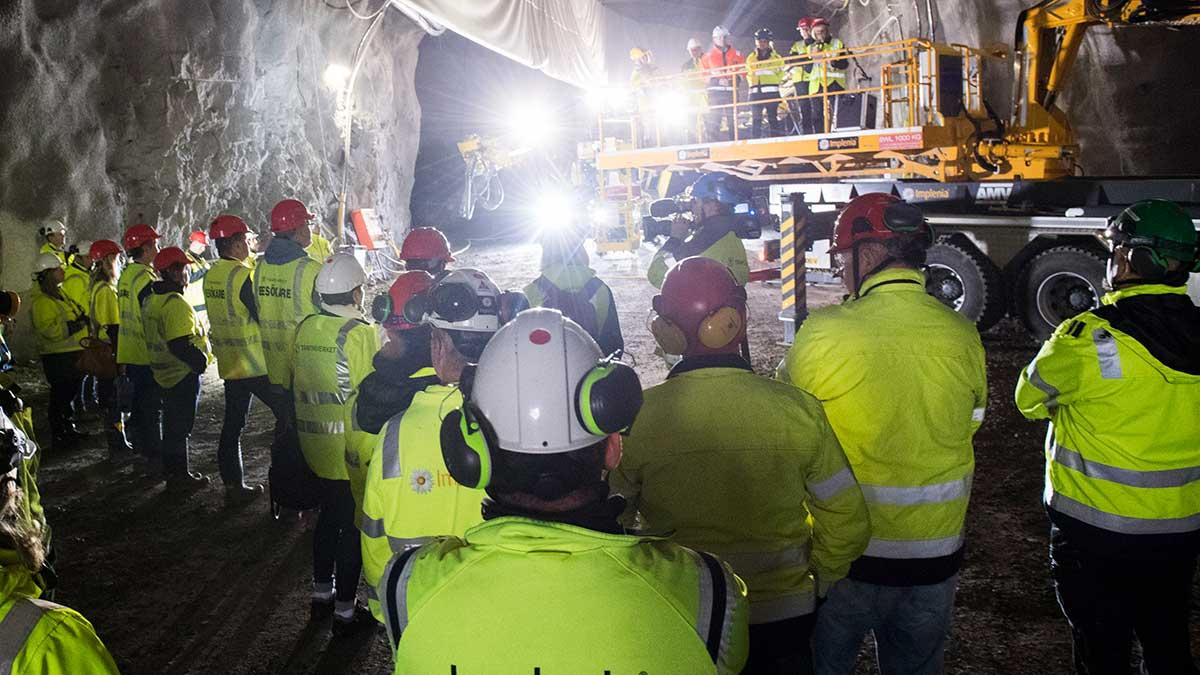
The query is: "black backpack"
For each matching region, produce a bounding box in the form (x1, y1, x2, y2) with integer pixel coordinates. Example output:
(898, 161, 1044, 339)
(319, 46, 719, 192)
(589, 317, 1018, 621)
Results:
(533, 276, 604, 341)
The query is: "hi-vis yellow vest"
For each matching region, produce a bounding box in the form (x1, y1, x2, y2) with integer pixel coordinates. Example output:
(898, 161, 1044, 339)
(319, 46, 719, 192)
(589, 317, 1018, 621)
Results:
(360, 375, 483, 619)
(203, 259, 266, 381)
(60, 261, 91, 315)
(183, 251, 210, 326)
(381, 517, 749, 675)
(142, 290, 211, 389)
(779, 268, 987, 560)
(116, 263, 155, 365)
(806, 39, 847, 93)
(1016, 284, 1200, 535)
(30, 290, 86, 356)
(293, 313, 378, 484)
(254, 257, 320, 387)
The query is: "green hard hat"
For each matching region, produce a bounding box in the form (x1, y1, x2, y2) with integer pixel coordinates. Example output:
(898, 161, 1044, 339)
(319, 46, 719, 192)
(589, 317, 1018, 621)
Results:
(1105, 199, 1200, 272)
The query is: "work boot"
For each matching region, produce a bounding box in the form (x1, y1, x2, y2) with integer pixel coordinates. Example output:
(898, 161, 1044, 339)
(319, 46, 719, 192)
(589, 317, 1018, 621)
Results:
(331, 603, 375, 638)
(224, 482, 264, 503)
(310, 597, 334, 622)
(165, 471, 210, 492)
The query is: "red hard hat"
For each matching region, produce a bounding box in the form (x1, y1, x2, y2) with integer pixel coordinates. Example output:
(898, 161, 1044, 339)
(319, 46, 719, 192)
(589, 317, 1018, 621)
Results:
(189, 230, 208, 245)
(270, 199, 315, 233)
(399, 227, 454, 262)
(831, 193, 930, 252)
(123, 223, 160, 251)
(384, 271, 436, 330)
(797, 17, 813, 29)
(810, 17, 829, 28)
(209, 214, 250, 240)
(152, 247, 190, 272)
(88, 240, 122, 262)
(652, 257, 747, 356)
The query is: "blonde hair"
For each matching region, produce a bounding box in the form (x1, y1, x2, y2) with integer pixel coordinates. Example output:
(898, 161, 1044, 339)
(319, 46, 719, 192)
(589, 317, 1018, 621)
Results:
(0, 478, 45, 572)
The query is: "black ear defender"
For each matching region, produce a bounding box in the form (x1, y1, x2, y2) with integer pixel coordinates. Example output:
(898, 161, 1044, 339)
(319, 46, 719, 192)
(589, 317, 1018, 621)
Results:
(371, 294, 392, 323)
(883, 202, 935, 245)
(1127, 245, 1168, 279)
(575, 355, 644, 436)
(440, 404, 494, 490)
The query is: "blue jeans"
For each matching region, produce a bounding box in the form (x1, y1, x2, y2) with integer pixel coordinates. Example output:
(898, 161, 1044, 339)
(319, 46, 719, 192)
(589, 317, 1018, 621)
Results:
(814, 575, 958, 675)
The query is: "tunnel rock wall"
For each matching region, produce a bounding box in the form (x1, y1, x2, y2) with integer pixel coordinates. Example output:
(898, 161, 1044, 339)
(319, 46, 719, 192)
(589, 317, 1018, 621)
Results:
(837, 0, 1200, 175)
(0, 0, 423, 354)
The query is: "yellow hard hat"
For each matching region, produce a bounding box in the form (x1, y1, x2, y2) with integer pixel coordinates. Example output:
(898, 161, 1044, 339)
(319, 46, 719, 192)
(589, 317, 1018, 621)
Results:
(629, 47, 646, 62)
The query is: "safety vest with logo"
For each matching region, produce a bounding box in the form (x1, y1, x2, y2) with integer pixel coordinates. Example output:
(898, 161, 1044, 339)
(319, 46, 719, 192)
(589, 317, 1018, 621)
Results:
(30, 289, 86, 356)
(806, 39, 847, 94)
(746, 49, 784, 94)
(292, 313, 379, 486)
(89, 280, 119, 334)
(0, 552, 120, 674)
(60, 261, 91, 316)
(203, 259, 266, 381)
(615, 364, 870, 623)
(142, 290, 212, 389)
(1016, 284, 1200, 536)
(255, 257, 320, 387)
(183, 252, 210, 326)
(778, 268, 986, 564)
(380, 517, 749, 675)
(360, 375, 483, 619)
(116, 262, 155, 365)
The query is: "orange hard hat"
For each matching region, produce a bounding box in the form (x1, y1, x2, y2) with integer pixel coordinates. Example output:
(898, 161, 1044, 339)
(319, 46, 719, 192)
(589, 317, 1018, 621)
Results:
(209, 214, 250, 240)
(152, 246, 190, 272)
(399, 227, 454, 262)
(831, 193, 931, 252)
(270, 199, 315, 233)
(88, 240, 122, 262)
(123, 223, 160, 251)
(651, 257, 747, 356)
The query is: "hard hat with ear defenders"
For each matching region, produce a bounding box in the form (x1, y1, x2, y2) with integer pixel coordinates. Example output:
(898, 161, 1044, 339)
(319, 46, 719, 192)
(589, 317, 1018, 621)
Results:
(439, 308, 643, 490)
(649, 257, 747, 356)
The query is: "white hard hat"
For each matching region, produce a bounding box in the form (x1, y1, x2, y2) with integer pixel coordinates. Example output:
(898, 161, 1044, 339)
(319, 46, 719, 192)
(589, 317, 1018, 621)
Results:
(425, 268, 501, 333)
(32, 252, 62, 274)
(38, 219, 66, 238)
(712, 25, 730, 39)
(687, 37, 702, 50)
(72, 241, 94, 260)
(315, 253, 366, 295)
(473, 308, 610, 453)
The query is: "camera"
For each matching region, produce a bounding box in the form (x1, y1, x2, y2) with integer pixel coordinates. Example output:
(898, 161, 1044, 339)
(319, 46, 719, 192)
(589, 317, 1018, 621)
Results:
(641, 195, 766, 240)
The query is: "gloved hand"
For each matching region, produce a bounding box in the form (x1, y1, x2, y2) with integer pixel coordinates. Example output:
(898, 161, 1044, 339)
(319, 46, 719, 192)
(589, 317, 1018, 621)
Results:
(66, 318, 88, 335)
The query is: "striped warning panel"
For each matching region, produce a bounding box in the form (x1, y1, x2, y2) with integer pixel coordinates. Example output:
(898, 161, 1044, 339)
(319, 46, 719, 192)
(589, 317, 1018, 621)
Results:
(781, 216, 795, 312)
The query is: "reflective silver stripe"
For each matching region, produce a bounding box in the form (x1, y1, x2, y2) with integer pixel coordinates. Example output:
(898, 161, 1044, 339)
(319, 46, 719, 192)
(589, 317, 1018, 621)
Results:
(292, 259, 312, 317)
(0, 598, 57, 670)
(707, 86, 733, 92)
(1092, 329, 1123, 379)
(296, 419, 344, 434)
(750, 591, 815, 624)
(864, 534, 964, 559)
(1026, 364, 1060, 412)
(381, 546, 424, 648)
(360, 515, 386, 537)
(334, 320, 357, 401)
(389, 535, 431, 552)
(381, 417, 402, 479)
(754, 69, 775, 76)
(753, 85, 780, 93)
(1048, 491, 1200, 535)
(224, 267, 239, 320)
(809, 467, 856, 502)
(296, 391, 344, 406)
(860, 475, 972, 506)
(720, 546, 808, 576)
(1052, 442, 1200, 489)
(693, 550, 714, 652)
(972, 407, 986, 423)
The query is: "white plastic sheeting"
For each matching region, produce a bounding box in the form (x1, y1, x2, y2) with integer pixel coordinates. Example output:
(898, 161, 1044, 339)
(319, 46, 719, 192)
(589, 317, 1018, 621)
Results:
(389, 0, 607, 88)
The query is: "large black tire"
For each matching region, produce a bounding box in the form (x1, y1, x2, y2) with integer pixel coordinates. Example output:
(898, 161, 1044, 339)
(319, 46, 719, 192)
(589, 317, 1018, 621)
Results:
(1017, 246, 1107, 341)
(924, 237, 1007, 332)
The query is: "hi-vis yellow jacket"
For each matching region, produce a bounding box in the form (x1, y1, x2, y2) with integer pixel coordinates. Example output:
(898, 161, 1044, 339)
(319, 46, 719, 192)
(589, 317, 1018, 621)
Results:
(380, 517, 749, 675)
(0, 550, 120, 674)
(1016, 284, 1200, 536)
(614, 361, 869, 623)
(779, 268, 987, 563)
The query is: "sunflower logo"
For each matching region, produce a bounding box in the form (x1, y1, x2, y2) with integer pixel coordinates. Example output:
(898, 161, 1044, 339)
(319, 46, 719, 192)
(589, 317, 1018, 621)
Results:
(410, 468, 434, 494)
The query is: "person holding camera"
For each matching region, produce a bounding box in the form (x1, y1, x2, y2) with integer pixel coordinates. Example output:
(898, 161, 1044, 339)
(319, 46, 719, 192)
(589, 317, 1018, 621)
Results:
(647, 173, 751, 290)
(30, 254, 90, 450)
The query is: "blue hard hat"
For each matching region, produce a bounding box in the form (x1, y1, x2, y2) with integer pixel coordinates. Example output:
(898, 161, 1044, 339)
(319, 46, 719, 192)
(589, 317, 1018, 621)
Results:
(689, 173, 753, 206)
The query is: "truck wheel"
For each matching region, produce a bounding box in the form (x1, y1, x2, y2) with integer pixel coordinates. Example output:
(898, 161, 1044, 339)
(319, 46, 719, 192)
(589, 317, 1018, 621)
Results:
(925, 238, 1006, 332)
(1018, 246, 1106, 341)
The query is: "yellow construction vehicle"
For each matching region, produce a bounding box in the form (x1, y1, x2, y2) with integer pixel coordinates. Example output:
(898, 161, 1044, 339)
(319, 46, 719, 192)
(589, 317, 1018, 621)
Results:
(586, 0, 1200, 339)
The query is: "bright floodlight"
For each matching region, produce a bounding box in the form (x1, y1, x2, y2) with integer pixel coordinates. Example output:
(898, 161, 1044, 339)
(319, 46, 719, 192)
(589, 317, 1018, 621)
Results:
(654, 90, 691, 130)
(535, 191, 574, 230)
(509, 101, 556, 147)
(585, 87, 632, 112)
(323, 63, 352, 91)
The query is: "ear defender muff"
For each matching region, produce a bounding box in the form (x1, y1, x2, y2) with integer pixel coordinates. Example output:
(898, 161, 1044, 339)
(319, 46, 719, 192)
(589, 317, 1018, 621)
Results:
(439, 405, 493, 489)
(403, 292, 432, 325)
(649, 312, 690, 355)
(697, 305, 744, 349)
(575, 360, 643, 436)
(882, 202, 935, 245)
(1127, 246, 1168, 279)
(371, 294, 392, 323)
